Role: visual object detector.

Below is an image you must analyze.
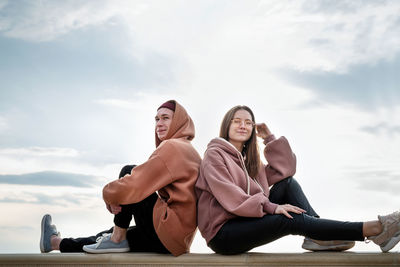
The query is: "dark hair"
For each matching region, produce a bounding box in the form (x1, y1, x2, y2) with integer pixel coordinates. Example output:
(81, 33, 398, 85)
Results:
(219, 105, 261, 178)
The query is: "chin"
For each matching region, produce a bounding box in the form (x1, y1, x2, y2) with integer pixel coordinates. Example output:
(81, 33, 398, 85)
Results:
(237, 135, 251, 141)
(232, 138, 249, 143)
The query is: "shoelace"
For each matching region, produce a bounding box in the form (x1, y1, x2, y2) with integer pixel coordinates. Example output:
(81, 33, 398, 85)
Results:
(95, 233, 112, 248)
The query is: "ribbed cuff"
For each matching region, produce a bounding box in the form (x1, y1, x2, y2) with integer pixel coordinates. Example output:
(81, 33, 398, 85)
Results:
(263, 134, 276, 145)
(264, 202, 278, 215)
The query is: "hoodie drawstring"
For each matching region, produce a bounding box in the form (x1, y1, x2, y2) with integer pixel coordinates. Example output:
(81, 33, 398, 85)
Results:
(212, 137, 264, 195)
(238, 152, 265, 194)
(238, 153, 251, 195)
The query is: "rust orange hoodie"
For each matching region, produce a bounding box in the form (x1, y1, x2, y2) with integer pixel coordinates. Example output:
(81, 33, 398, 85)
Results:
(102, 100, 201, 256)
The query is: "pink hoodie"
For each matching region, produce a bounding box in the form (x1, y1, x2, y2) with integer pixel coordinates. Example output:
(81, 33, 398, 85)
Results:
(195, 135, 296, 243)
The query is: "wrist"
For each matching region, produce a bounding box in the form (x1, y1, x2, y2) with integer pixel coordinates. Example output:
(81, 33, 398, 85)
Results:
(263, 134, 276, 144)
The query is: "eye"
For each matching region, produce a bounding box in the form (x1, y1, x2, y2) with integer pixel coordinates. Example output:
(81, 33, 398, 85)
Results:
(245, 120, 253, 126)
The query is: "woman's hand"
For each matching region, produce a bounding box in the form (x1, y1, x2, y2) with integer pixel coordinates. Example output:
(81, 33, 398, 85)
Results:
(106, 204, 122, 215)
(274, 204, 306, 219)
(256, 123, 272, 139)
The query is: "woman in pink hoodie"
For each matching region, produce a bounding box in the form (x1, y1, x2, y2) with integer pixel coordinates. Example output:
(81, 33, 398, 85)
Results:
(195, 105, 400, 254)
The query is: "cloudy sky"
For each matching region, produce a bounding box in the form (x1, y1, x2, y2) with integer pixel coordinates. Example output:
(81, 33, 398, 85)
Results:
(0, 0, 400, 254)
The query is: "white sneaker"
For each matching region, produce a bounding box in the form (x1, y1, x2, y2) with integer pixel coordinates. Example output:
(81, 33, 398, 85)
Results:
(368, 210, 400, 252)
(302, 238, 355, 251)
(83, 233, 130, 253)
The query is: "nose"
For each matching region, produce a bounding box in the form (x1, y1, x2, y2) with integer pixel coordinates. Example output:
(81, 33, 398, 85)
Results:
(238, 121, 246, 128)
(156, 120, 164, 127)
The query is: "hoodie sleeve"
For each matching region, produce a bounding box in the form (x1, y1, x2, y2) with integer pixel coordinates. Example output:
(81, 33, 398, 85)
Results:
(202, 150, 278, 216)
(263, 135, 296, 186)
(103, 143, 173, 205)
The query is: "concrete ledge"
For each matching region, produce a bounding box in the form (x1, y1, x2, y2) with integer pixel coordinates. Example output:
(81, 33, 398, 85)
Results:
(0, 252, 399, 267)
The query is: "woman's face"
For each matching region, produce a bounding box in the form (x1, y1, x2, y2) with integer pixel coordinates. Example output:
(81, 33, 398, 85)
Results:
(228, 109, 254, 146)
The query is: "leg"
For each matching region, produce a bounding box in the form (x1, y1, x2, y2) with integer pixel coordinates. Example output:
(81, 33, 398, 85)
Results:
(83, 165, 136, 253)
(85, 164, 168, 253)
(270, 177, 358, 251)
(268, 177, 398, 252)
(40, 214, 114, 253)
(59, 228, 113, 252)
(126, 193, 169, 253)
(109, 165, 137, 243)
(112, 164, 137, 235)
(208, 213, 363, 255)
(115, 167, 168, 253)
(110, 192, 168, 253)
(364, 221, 383, 237)
(269, 177, 318, 217)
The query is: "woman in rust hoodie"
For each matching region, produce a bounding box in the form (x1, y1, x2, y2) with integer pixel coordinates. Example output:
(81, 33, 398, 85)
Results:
(195, 105, 400, 254)
(40, 100, 201, 256)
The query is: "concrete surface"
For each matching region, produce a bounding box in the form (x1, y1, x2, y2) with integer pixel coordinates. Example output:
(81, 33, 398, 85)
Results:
(0, 252, 399, 266)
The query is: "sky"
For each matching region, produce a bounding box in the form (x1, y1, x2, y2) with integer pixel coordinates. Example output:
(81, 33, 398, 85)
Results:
(0, 0, 400, 254)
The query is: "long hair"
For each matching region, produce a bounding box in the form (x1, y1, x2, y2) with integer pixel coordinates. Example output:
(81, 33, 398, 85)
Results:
(219, 105, 261, 178)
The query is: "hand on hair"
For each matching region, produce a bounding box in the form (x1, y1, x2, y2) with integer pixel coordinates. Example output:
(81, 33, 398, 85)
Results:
(256, 123, 272, 139)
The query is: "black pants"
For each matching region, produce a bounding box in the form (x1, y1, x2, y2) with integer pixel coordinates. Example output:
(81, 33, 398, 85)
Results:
(59, 165, 169, 253)
(208, 177, 364, 255)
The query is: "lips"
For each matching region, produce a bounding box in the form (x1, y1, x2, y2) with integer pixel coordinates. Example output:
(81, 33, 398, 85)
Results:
(157, 129, 167, 135)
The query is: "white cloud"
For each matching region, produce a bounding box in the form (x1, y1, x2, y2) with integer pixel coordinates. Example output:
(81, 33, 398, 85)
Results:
(2, 1, 400, 73)
(256, 1, 400, 72)
(95, 99, 145, 110)
(0, 146, 79, 157)
(0, 0, 132, 41)
(111, 0, 400, 74)
(93, 91, 176, 112)
(360, 122, 400, 136)
(0, 146, 121, 179)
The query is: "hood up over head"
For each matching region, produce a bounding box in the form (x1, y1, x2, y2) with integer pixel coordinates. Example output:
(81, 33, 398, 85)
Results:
(155, 100, 195, 147)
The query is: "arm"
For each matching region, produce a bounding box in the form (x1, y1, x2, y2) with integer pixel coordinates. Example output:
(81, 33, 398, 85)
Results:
(202, 151, 278, 216)
(256, 123, 304, 218)
(256, 123, 296, 185)
(103, 143, 174, 206)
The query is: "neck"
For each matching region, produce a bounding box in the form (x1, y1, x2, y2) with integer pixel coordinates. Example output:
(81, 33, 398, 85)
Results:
(229, 140, 244, 153)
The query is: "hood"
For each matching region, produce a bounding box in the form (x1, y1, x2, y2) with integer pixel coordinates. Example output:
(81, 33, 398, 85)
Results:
(207, 137, 242, 158)
(207, 137, 252, 194)
(155, 100, 195, 147)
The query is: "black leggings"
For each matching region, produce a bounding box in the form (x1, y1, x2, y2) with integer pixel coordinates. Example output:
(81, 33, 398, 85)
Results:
(208, 177, 364, 255)
(59, 165, 169, 254)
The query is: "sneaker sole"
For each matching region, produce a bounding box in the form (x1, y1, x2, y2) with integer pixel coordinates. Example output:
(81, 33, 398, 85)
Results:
(83, 246, 130, 254)
(302, 242, 355, 251)
(381, 231, 400, 252)
(40, 214, 50, 253)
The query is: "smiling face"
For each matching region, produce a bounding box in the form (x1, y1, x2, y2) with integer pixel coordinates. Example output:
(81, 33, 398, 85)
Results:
(228, 109, 254, 151)
(155, 108, 174, 141)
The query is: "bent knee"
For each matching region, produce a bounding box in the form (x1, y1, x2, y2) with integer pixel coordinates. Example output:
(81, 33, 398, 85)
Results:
(119, 165, 137, 178)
